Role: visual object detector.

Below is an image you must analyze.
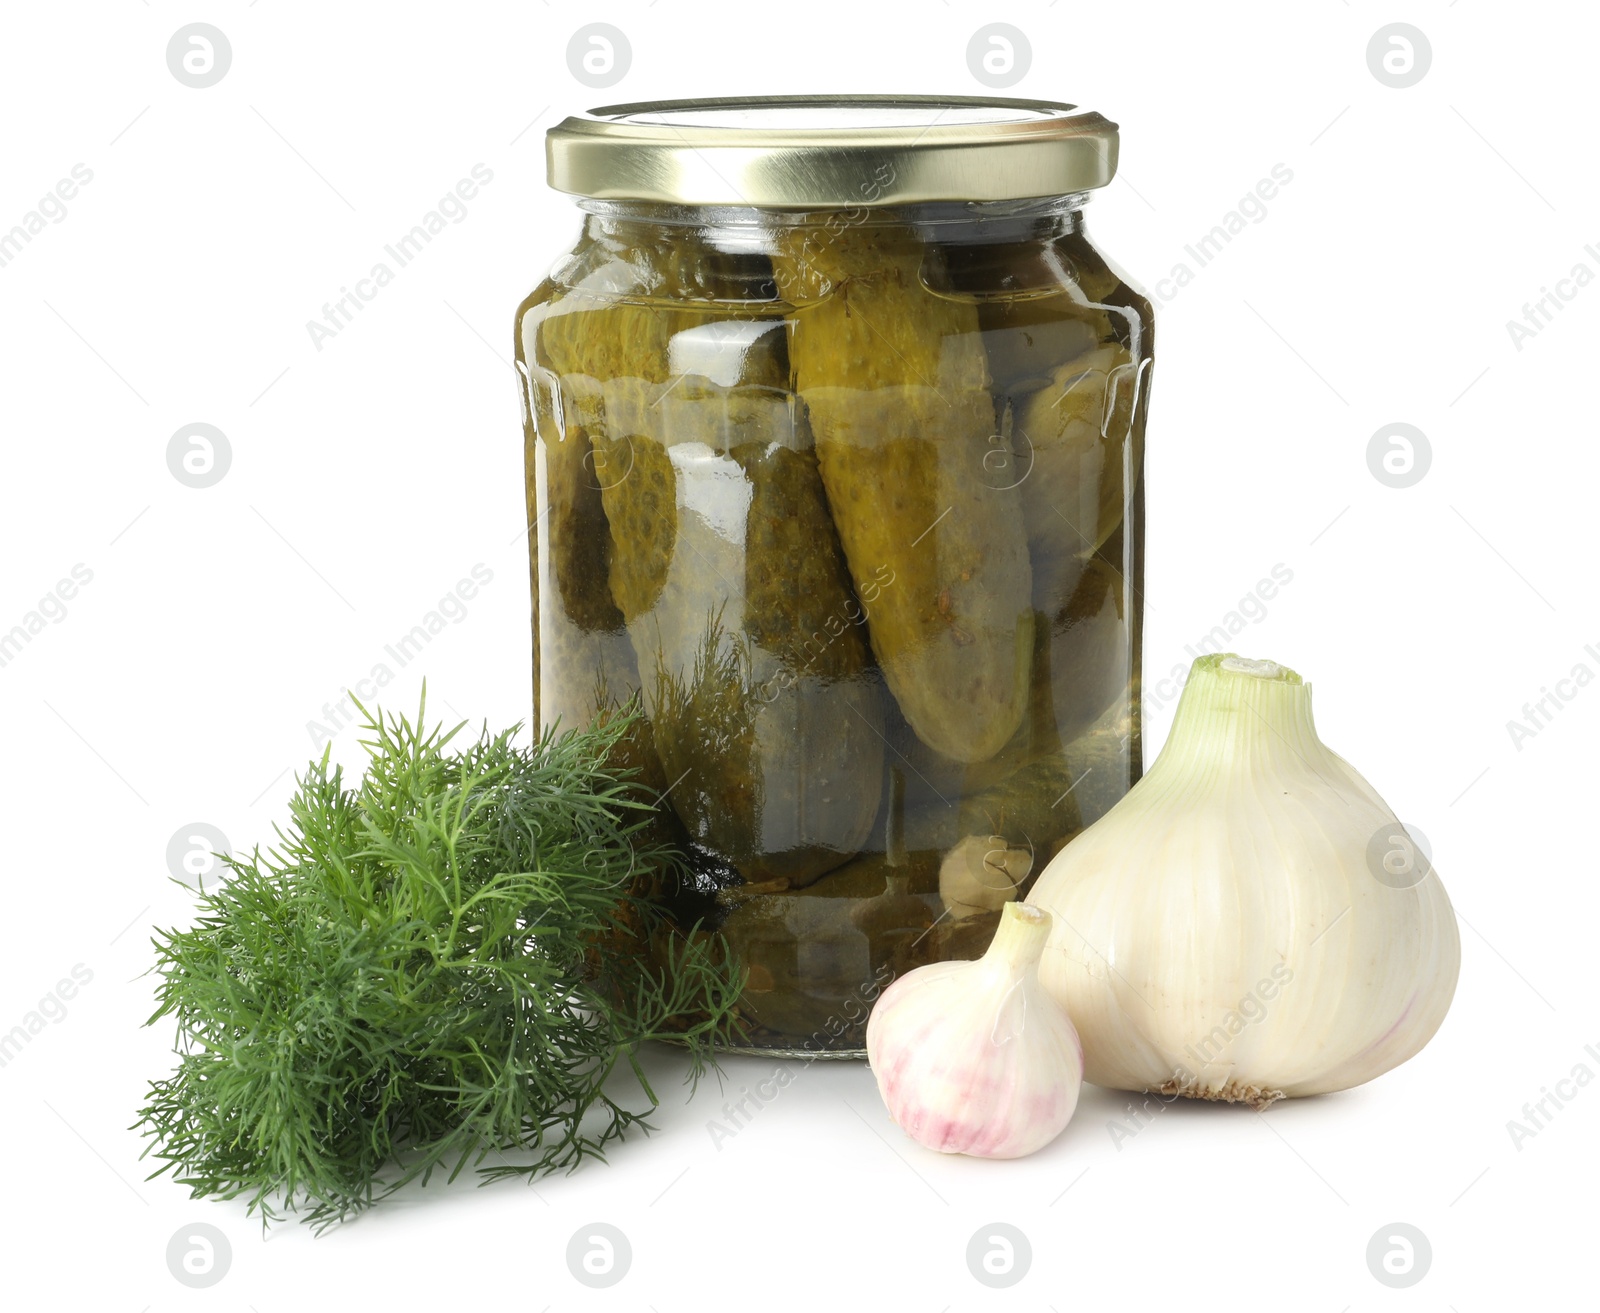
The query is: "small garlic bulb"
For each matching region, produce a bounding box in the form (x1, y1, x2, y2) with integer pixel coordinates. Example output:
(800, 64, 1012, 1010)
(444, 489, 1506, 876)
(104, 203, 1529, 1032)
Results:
(939, 833, 1033, 919)
(866, 902, 1084, 1158)
(1029, 654, 1460, 1106)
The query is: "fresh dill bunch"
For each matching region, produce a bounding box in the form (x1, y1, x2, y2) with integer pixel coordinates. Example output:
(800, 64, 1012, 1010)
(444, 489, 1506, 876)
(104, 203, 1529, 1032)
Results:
(134, 694, 742, 1231)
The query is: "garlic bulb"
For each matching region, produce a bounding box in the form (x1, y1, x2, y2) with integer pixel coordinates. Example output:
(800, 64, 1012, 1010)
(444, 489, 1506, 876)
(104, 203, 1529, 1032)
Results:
(939, 833, 1033, 919)
(866, 902, 1083, 1158)
(1029, 654, 1460, 1107)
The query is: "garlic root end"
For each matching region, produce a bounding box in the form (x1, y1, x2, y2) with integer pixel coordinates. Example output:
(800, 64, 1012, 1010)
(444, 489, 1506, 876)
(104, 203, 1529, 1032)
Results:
(1155, 1077, 1286, 1112)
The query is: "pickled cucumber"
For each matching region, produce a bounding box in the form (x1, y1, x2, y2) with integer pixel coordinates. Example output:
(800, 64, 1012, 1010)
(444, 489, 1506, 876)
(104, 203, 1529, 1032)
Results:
(1014, 343, 1142, 612)
(982, 302, 1101, 397)
(537, 269, 884, 886)
(522, 313, 625, 634)
(932, 222, 1125, 393)
(941, 555, 1128, 857)
(518, 287, 639, 731)
(932, 224, 1151, 614)
(890, 552, 1128, 810)
(1059, 698, 1138, 829)
(890, 603, 1057, 800)
(540, 297, 683, 621)
(956, 748, 1084, 859)
(1045, 554, 1130, 747)
(775, 224, 1034, 765)
(644, 370, 887, 884)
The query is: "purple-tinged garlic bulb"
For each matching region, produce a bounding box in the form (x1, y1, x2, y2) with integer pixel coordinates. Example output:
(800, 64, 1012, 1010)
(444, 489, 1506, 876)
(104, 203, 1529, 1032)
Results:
(866, 902, 1083, 1158)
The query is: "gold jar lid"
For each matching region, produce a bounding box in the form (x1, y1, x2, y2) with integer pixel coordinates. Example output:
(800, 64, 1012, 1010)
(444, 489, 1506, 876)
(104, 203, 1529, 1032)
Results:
(545, 95, 1118, 208)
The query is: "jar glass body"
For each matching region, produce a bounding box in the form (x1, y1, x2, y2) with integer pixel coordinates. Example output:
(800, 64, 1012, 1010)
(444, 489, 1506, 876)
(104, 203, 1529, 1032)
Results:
(514, 196, 1153, 1054)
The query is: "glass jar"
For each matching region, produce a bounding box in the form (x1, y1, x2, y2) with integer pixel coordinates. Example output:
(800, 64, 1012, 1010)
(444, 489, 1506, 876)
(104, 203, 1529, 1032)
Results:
(515, 96, 1153, 1055)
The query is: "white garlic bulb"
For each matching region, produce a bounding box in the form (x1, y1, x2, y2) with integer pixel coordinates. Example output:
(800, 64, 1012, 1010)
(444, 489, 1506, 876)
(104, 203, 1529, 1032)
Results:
(866, 902, 1083, 1158)
(939, 833, 1033, 919)
(1029, 654, 1460, 1106)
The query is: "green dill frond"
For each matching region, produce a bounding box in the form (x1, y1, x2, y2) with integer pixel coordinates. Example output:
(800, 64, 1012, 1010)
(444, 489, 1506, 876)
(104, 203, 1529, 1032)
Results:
(134, 697, 740, 1231)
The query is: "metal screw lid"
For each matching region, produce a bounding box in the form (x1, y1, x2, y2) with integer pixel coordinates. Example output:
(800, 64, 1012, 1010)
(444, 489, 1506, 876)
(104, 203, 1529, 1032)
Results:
(546, 94, 1118, 208)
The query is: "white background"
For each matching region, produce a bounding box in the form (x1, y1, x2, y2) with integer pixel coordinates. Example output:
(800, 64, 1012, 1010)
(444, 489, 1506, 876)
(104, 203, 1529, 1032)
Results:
(0, 1, 1592, 1306)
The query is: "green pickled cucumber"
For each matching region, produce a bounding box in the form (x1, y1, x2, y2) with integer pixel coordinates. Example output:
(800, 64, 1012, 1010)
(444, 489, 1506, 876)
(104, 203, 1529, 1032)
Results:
(956, 748, 1084, 861)
(948, 561, 1127, 853)
(537, 276, 884, 886)
(540, 298, 682, 621)
(775, 225, 1034, 765)
(933, 223, 1125, 393)
(529, 489, 642, 736)
(983, 302, 1101, 396)
(936, 555, 1130, 842)
(889, 552, 1128, 810)
(1045, 555, 1130, 747)
(1014, 342, 1142, 612)
(522, 307, 624, 634)
(517, 288, 640, 732)
(643, 372, 887, 884)
(890, 604, 1057, 801)
(1059, 697, 1138, 829)
(932, 225, 1151, 614)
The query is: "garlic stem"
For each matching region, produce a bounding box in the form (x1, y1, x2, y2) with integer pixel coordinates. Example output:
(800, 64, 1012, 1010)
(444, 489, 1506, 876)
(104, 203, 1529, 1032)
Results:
(1153, 653, 1325, 780)
(1218, 655, 1283, 679)
(986, 900, 1051, 968)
